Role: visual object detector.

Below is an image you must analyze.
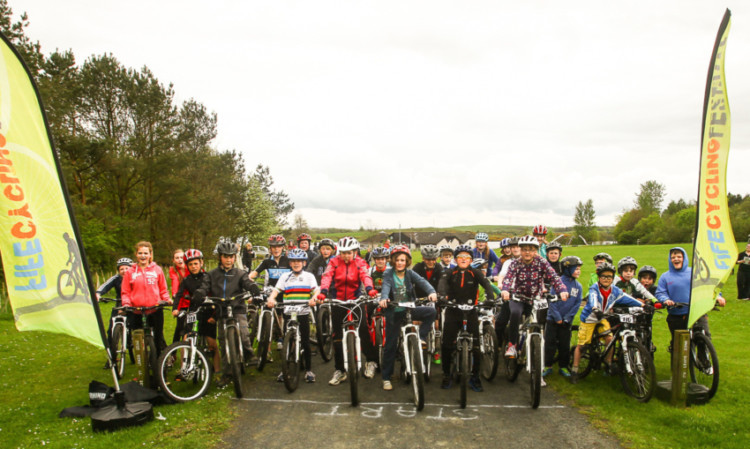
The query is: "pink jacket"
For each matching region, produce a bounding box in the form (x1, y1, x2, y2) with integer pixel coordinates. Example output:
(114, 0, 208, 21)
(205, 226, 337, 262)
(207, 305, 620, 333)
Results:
(122, 262, 171, 311)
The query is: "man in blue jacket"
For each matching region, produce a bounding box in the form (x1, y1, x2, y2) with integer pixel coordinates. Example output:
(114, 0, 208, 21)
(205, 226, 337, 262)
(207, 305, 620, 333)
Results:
(544, 256, 583, 378)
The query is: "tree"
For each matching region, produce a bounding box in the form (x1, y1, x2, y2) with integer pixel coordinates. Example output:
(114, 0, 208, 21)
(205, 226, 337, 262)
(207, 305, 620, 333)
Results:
(573, 199, 597, 243)
(635, 180, 666, 215)
(252, 164, 294, 226)
(291, 214, 310, 237)
(238, 178, 278, 245)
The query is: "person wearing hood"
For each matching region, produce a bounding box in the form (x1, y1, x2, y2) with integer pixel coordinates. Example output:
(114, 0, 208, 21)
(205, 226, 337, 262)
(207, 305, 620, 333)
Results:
(545, 242, 563, 276)
(544, 256, 583, 379)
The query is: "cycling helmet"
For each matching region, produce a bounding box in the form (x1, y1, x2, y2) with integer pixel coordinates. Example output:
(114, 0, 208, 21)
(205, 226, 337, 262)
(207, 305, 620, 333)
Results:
(500, 238, 511, 248)
(337, 236, 359, 252)
(453, 245, 473, 258)
(371, 247, 390, 258)
(268, 234, 286, 247)
(638, 265, 658, 279)
(475, 232, 489, 242)
(471, 258, 487, 269)
(508, 237, 520, 246)
(297, 233, 312, 243)
(117, 257, 133, 267)
(517, 235, 540, 248)
(287, 248, 309, 261)
(561, 256, 583, 268)
(390, 245, 412, 260)
(596, 262, 616, 276)
(593, 252, 613, 263)
(547, 241, 563, 253)
(439, 245, 453, 254)
(183, 249, 203, 263)
(216, 241, 238, 256)
(617, 256, 638, 274)
(532, 224, 548, 235)
(319, 238, 336, 250)
(421, 244, 440, 259)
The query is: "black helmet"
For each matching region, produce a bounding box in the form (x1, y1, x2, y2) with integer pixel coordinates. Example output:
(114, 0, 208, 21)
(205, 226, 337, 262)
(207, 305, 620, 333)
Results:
(319, 238, 336, 250)
(547, 242, 563, 253)
(508, 237, 520, 246)
(638, 265, 658, 279)
(596, 262, 616, 276)
(617, 256, 638, 274)
(216, 241, 237, 256)
(593, 252, 613, 263)
(561, 256, 583, 268)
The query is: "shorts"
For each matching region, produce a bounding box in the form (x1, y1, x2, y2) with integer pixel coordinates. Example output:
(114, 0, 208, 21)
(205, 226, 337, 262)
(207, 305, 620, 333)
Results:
(577, 320, 610, 346)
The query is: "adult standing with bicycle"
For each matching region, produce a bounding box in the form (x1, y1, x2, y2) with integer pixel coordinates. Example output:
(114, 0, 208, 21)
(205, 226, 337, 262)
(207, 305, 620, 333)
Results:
(318, 236, 379, 386)
(437, 244, 496, 392)
(378, 245, 437, 391)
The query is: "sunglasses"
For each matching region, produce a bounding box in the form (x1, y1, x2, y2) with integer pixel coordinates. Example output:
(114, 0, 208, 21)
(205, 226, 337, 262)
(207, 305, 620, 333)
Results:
(456, 254, 472, 260)
(599, 274, 614, 280)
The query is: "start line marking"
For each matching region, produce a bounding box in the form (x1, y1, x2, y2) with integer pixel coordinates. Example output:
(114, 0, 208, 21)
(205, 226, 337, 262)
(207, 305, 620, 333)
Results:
(238, 397, 565, 409)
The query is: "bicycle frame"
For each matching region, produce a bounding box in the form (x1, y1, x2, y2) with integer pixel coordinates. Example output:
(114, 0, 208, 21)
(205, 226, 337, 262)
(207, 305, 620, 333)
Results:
(330, 298, 368, 372)
(280, 300, 310, 364)
(511, 294, 556, 374)
(478, 307, 494, 356)
(396, 300, 428, 377)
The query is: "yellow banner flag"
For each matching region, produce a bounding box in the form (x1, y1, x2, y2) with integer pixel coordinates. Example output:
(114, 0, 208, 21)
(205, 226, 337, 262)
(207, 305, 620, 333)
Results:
(0, 34, 105, 347)
(690, 9, 735, 328)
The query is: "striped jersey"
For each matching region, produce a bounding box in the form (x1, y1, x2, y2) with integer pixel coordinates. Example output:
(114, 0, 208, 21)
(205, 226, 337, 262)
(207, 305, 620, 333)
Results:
(274, 270, 318, 315)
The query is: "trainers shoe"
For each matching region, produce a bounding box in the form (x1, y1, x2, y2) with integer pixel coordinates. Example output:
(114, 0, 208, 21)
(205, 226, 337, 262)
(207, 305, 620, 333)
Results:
(441, 375, 452, 389)
(559, 368, 571, 378)
(364, 361, 377, 379)
(504, 343, 517, 358)
(542, 368, 553, 377)
(216, 374, 232, 388)
(434, 353, 441, 365)
(276, 340, 283, 350)
(305, 371, 316, 383)
(329, 370, 347, 386)
(421, 340, 427, 350)
(276, 372, 284, 382)
(383, 380, 393, 391)
(541, 377, 547, 388)
(469, 375, 483, 392)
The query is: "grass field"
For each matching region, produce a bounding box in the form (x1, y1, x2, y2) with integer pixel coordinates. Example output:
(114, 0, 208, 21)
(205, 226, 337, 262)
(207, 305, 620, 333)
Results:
(0, 242, 748, 448)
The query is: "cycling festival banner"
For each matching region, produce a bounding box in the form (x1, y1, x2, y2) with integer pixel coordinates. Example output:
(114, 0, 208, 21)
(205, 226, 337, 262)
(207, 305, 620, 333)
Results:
(690, 9, 736, 328)
(0, 34, 106, 348)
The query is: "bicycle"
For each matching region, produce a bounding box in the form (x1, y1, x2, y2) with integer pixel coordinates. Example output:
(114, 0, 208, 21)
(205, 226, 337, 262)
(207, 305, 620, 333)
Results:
(252, 292, 276, 371)
(391, 298, 432, 411)
(157, 303, 215, 402)
(206, 292, 253, 398)
(479, 301, 499, 381)
(370, 304, 386, 370)
(329, 295, 374, 406)
(116, 303, 168, 390)
(101, 298, 133, 379)
(572, 306, 656, 402)
(278, 299, 312, 392)
(503, 293, 556, 409)
(316, 299, 334, 362)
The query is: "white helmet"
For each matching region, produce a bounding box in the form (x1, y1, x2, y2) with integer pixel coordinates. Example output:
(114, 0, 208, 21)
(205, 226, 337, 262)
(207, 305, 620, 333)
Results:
(517, 235, 540, 248)
(337, 236, 360, 252)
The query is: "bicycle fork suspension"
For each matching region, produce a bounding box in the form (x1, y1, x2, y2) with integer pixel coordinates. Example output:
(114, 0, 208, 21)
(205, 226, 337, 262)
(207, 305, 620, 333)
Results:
(342, 330, 361, 372)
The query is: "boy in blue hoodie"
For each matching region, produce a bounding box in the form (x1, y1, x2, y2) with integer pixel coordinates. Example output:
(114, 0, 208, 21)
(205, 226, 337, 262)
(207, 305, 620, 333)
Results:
(544, 256, 583, 378)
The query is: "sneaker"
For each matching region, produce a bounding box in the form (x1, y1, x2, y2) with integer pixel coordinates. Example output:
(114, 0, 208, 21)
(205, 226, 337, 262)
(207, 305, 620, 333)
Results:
(469, 375, 483, 392)
(542, 368, 553, 377)
(434, 353, 441, 365)
(421, 340, 427, 350)
(541, 377, 547, 388)
(276, 372, 284, 382)
(383, 380, 393, 391)
(329, 370, 347, 386)
(276, 340, 283, 350)
(216, 374, 232, 388)
(364, 361, 377, 379)
(504, 343, 517, 358)
(305, 371, 316, 383)
(441, 375, 452, 389)
(559, 368, 571, 378)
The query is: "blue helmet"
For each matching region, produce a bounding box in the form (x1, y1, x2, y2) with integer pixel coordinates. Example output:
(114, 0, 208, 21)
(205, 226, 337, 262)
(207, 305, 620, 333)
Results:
(287, 248, 308, 261)
(453, 245, 473, 259)
(471, 258, 487, 269)
(500, 238, 510, 248)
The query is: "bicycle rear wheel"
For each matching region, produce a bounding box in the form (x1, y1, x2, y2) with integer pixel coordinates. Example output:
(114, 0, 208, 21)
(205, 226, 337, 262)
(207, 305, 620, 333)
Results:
(572, 344, 595, 380)
(408, 334, 425, 411)
(459, 339, 470, 409)
(619, 340, 655, 402)
(282, 330, 300, 393)
(346, 332, 359, 406)
(226, 327, 244, 398)
(689, 332, 719, 399)
(111, 323, 127, 379)
(481, 325, 499, 381)
(316, 306, 333, 362)
(158, 342, 212, 402)
(257, 312, 272, 371)
(529, 334, 542, 409)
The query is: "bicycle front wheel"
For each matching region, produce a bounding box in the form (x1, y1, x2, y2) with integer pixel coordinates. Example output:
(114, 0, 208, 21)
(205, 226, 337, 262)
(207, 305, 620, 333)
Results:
(158, 342, 212, 402)
(529, 334, 542, 409)
(619, 340, 655, 402)
(282, 330, 300, 393)
(226, 326, 244, 398)
(316, 306, 333, 362)
(257, 312, 272, 371)
(346, 332, 359, 406)
(57, 270, 78, 300)
(689, 332, 719, 399)
(459, 339, 470, 409)
(408, 334, 425, 411)
(111, 323, 127, 379)
(481, 325, 499, 381)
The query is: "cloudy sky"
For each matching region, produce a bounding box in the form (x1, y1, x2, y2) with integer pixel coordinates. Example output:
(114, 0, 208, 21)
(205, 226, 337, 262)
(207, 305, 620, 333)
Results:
(13, 0, 750, 229)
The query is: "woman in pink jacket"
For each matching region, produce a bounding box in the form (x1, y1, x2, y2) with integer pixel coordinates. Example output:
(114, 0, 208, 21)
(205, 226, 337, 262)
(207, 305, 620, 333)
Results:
(121, 241, 172, 351)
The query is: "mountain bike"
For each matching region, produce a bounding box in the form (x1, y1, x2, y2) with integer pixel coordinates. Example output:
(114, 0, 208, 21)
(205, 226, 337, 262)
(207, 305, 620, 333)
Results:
(117, 303, 168, 390)
(279, 299, 312, 392)
(157, 304, 215, 402)
(101, 298, 134, 379)
(479, 301, 499, 381)
(206, 292, 252, 398)
(573, 306, 656, 402)
(330, 295, 374, 406)
(667, 303, 720, 399)
(370, 304, 386, 370)
(392, 298, 432, 411)
(316, 299, 334, 362)
(503, 293, 556, 409)
(252, 293, 276, 371)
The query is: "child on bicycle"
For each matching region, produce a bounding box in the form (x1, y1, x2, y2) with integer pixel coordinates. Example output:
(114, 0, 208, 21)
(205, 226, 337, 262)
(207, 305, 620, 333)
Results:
(637, 265, 658, 296)
(496, 237, 521, 285)
(250, 235, 291, 288)
(615, 257, 656, 303)
(439, 245, 456, 270)
(571, 262, 643, 383)
(267, 248, 320, 383)
(546, 242, 563, 275)
(369, 247, 390, 293)
(491, 238, 512, 282)
(378, 245, 437, 391)
(437, 245, 496, 392)
(532, 225, 549, 259)
(544, 256, 583, 379)
(307, 238, 336, 285)
(96, 257, 133, 368)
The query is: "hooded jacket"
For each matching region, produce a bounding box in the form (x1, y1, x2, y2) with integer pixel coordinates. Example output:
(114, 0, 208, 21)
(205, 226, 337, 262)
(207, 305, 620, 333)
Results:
(549, 265, 582, 324)
(320, 255, 373, 300)
(655, 247, 691, 316)
(121, 263, 170, 311)
(580, 282, 641, 323)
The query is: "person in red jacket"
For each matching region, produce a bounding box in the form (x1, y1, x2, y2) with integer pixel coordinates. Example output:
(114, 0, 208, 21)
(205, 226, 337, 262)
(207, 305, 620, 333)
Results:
(318, 236, 379, 385)
(169, 248, 190, 344)
(121, 241, 172, 351)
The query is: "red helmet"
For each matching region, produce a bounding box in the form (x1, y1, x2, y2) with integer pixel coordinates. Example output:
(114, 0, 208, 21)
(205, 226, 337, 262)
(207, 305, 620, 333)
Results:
(389, 245, 412, 260)
(268, 234, 286, 246)
(183, 249, 203, 263)
(297, 233, 312, 243)
(533, 224, 548, 235)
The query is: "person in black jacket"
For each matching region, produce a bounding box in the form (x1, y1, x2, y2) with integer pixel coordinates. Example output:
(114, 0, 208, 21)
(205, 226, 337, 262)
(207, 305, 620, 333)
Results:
(412, 245, 444, 297)
(306, 238, 336, 285)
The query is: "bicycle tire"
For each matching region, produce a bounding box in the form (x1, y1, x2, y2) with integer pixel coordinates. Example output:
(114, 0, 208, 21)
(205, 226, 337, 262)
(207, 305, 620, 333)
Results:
(619, 339, 655, 402)
(529, 334, 542, 409)
(504, 350, 521, 383)
(226, 326, 244, 398)
(246, 307, 258, 345)
(689, 332, 719, 399)
(257, 312, 272, 371)
(459, 339, 470, 409)
(157, 341, 212, 402)
(423, 345, 432, 383)
(481, 325, 499, 381)
(282, 330, 300, 393)
(111, 324, 127, 379)
(374, 317, 385, 370)
(316, 306, 333, 362)
(146, 336, 160, 390)
(408, 334, 425, 411)
(57, 269, 78, 300)
(346, 332, 359, 406)
(572, 344, 595, 380)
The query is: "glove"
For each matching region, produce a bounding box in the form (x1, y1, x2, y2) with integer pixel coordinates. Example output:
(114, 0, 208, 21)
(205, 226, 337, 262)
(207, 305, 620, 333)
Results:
(250, 284, 261, 296)
(320, 289, 328, 297)
(317, 293, 327, 301)
(367, 288, 378, 298)
(594, 309, 604, 320)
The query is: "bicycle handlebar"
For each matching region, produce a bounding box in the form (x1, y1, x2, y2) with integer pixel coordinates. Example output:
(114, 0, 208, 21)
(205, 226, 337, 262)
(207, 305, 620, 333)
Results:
(115, 302, 170, 313)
